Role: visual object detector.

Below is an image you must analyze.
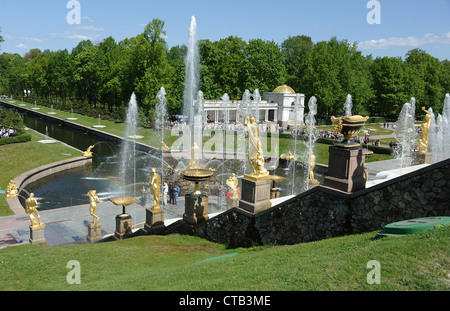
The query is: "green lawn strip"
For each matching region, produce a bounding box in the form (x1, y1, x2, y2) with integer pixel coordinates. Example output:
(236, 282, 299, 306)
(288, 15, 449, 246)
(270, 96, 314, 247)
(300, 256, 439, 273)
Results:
(0, 226, 448, 291)
(0, 130, 80, 216)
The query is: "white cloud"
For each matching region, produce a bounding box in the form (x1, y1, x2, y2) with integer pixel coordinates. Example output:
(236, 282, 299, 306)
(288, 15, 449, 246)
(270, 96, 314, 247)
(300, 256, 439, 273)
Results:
(82, 16, 96, 23)
(75, 25, 104, 32)
(68, 34, 95, 41)
(359, 32, 450, 50)
(16, 43, 29, 49)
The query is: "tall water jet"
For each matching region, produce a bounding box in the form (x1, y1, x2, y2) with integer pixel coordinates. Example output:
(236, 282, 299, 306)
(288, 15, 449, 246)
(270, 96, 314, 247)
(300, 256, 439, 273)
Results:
(193, 90, 205, 168)
(221, 93, 230, 125)
(344, 94, 353, 117)
(252, 89, 261, 122)
(430, 94, 450, 163)
(304, 96, 318, 190)
(155, 87, 168, 185)
(239, 90, 252, 123)
(289, 94, 304, 195)
(183, 16, 200, 128)
(119, 92, 139, 195)
(393, 97, 416, 169)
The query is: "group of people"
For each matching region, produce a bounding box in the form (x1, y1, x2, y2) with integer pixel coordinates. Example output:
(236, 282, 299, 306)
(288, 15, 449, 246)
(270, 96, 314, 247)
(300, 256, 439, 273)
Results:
(0, 125, 18, 139)
(166, 182, 181, 205)
(141, 181, 181, 206)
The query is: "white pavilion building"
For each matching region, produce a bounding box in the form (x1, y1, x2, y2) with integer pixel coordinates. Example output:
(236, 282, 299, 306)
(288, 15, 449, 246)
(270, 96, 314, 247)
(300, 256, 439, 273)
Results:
(203, 85, 305, 127)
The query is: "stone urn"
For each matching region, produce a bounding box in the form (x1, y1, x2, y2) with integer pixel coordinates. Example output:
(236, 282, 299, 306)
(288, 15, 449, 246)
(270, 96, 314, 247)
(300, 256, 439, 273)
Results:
(331, 115, 369, 149)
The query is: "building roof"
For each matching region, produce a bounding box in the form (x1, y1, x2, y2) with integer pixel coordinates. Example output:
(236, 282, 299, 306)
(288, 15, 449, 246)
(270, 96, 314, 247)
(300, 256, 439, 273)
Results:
(272, 84, 296, 94)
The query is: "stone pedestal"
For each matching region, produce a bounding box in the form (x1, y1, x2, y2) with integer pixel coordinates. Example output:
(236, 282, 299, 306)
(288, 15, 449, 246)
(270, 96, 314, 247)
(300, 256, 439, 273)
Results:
(227, 197, 239, 210)
(114, 214, 132, 240)
(270, 188, 281, 199)
(86, 222, 102, 243)
(183, 194, 209, 226)
(323, 146, 367, 193)
(29, 225, 46, 245)
(412, 152, 432, 165)
(144, 208, 165, 234)
(238, 175, 272, 214)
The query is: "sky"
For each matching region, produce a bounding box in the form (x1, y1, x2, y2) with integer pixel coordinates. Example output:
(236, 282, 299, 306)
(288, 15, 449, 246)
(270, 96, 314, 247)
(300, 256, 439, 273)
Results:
(0, 0, 449, 60)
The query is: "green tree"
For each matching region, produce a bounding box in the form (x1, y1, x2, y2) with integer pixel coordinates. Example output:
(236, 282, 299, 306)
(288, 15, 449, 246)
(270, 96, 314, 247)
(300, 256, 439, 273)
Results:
(302, 37, 374, 118)
(371, 56, 410, 117)
(281, 35, 314, 93)
(405, 49, 446, 113)
(242, 39, 287, 94)
(0, 27, 4, 51)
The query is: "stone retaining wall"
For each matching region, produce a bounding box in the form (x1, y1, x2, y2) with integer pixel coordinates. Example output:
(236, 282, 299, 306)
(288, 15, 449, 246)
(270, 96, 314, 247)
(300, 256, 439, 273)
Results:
(173, 158, 450, 247)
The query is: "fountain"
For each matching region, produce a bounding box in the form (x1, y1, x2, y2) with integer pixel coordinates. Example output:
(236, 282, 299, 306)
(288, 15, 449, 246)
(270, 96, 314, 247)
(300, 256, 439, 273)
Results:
(393, 97, 416, 169)
(155, 86, 168, 184)
(343, 94, 353, 117)
(32, 100, 40, 110)
(183, 16, 200, 129)
(303, 96, 319, 190)
(429, 94, 450, 164)
(252, 89, 261, 122)
(67, 108, 78, 121)
(119, 92, 139, 196)
(93, 114, 106, 128)
(221, 93, 230, 125)
(48, 105, 57, 115)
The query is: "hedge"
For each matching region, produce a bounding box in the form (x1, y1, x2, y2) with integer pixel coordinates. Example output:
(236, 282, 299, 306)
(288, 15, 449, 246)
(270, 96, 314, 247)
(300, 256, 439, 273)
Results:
(0, 133, 32, 146)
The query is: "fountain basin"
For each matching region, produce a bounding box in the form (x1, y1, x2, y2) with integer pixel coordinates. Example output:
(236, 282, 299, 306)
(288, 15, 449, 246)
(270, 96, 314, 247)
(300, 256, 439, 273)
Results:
(181, 168, 214, 195)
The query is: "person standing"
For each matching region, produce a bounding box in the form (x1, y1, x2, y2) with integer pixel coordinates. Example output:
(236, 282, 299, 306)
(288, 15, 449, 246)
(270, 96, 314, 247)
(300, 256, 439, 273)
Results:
(173, 184, 180, 206)
(217, 184, 224, 208)
(162, 182, 168, 205)
(169, 182, 174, 204)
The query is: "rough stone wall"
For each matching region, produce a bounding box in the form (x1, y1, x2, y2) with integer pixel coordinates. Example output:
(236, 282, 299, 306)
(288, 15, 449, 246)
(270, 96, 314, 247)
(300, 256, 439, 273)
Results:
(191, 158, 450, 247)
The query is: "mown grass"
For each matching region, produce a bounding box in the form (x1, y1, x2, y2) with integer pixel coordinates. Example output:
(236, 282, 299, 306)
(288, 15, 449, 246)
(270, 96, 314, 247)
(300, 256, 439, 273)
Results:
(0, 226, 448, 291)
(0, 130, 79, 216)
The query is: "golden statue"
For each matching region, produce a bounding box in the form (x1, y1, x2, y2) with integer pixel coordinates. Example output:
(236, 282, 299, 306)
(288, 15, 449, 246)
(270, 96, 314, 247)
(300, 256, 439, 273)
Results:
(161, 141, 170, 151)
(308, 151, 319, 184)
(150, 167, 161, 210)
(25, 193, 45, 228)
(6, 180, 18, 198)
(280, 151, 297, 160)
(245, 116, 269, 178)
(82, 145, 94, 157)
(419, 107, 431, 154)
(226, 173, 239, 200)
(87, 190, 101, 224)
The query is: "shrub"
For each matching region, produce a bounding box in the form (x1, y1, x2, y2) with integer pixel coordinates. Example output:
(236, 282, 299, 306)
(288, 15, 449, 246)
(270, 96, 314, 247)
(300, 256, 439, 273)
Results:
(0, 133, 31, 145)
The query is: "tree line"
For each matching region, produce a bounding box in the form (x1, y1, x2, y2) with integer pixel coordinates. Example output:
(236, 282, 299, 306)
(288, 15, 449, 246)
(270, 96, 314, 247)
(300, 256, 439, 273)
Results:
(0, 19, 449, 122)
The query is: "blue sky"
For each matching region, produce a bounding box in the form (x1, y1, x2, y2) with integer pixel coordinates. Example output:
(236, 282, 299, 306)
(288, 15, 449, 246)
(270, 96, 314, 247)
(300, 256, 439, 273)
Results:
(0, 0, 449, 60)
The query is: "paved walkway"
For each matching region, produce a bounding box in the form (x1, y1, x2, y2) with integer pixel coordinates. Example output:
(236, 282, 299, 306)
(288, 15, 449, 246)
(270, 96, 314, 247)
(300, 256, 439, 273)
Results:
(0, 195, 226, 249)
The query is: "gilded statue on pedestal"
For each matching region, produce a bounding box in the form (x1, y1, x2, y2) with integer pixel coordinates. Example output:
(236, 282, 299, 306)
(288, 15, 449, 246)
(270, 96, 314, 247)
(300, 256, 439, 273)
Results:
(226, 173, 239, 200)
(308, 152, 319, 184)
(6, 180, 18, 198)
(25, 193, 45, 228)
(87, 190, 101, 224)
(419, 106, 431, 154)
(150, 167, 161, 210)
(82, 145, 94, 157)
(245, 116, 269, 178)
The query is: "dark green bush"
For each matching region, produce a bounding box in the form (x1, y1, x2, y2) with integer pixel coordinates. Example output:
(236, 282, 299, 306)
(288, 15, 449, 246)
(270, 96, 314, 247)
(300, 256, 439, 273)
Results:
(0, 133, 31, 145)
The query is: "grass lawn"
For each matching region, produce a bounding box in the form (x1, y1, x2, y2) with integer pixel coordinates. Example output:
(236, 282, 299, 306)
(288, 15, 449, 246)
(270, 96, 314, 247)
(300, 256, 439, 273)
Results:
(0, 130, 80, 216)
(0, 226, 448, 291)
